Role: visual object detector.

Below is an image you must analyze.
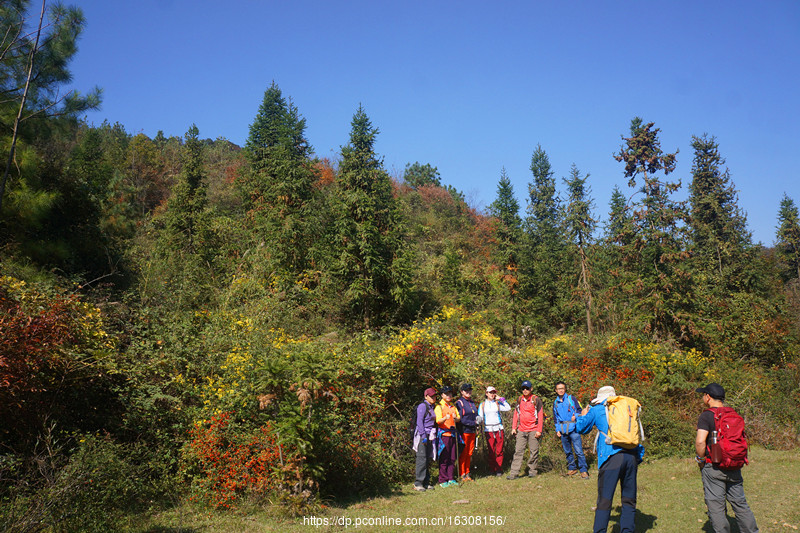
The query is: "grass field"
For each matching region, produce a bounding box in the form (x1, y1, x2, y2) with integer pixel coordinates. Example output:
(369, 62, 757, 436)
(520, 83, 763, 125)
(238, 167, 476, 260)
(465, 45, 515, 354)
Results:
(144, 446, 799, 532)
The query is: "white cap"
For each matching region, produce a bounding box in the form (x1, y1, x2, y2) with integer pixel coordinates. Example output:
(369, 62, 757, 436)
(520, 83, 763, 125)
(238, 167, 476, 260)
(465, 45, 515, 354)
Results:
(486, 386, 497, 393)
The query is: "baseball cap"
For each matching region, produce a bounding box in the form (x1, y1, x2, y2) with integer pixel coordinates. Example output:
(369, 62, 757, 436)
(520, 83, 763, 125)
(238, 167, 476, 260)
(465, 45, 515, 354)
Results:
(696, 383, 725, 400)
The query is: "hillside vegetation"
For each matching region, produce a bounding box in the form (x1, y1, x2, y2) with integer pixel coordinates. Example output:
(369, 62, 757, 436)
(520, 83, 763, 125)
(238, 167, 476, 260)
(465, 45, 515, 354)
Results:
(2, 2, 800, 529)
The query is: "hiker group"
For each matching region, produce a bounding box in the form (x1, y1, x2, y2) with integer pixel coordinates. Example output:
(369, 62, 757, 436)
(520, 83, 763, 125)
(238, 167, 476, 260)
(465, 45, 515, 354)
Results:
(413, 380, 759, 533)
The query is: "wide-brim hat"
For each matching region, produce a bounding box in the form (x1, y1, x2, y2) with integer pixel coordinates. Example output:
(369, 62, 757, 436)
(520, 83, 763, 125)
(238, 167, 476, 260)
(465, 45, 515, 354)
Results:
(591, 385, 617, 405)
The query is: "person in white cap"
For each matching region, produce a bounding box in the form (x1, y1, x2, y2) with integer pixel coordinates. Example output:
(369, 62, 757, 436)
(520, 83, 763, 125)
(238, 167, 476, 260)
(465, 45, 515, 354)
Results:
(575, 385, 645, 533)
(478, 386, 511, 476)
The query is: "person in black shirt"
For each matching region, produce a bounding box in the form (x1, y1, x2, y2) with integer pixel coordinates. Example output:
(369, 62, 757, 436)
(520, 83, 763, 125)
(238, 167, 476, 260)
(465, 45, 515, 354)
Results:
(695, 383, 759, 533)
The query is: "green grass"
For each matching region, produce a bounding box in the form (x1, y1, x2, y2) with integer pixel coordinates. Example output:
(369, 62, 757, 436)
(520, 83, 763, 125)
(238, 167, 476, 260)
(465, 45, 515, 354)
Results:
(140, 446, 799, 532)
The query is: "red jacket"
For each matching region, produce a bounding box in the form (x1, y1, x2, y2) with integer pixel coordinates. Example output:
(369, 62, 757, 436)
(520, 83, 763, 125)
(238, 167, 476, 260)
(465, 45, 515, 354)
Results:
(513, 394, 544, 433)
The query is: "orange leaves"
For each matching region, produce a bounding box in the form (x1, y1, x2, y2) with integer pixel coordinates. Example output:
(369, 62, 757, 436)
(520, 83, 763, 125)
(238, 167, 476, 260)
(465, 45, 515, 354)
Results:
(186, 413, 290, 508)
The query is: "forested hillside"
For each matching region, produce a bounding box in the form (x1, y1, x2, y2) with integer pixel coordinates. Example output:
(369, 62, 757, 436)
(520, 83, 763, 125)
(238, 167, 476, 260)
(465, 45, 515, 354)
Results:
(2, 1, 799, 528)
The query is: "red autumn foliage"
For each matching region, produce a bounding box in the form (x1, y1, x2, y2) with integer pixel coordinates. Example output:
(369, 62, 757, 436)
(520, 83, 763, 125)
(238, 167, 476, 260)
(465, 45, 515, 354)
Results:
(0, 285, 80, 402)
(186, 412, 301, 508)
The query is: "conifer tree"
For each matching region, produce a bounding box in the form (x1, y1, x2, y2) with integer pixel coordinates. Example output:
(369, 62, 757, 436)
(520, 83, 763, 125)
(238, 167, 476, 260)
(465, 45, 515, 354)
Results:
(613, 118, 692, 341)
(402, 162, 441, 189)
(1, 0, 101, 214)
(164, 125, 208, 253)
(489, 167, 522, 335)
(520, 144, 567, 330)
(777, 194, 800, 282)
(143, 125, 214, 309)
(241, 82, 317, 276)
(490, 167, 522, 261)
(334, 105, 407, 327)
(563, 164, 596, 334)
(688, 134, 753, 285)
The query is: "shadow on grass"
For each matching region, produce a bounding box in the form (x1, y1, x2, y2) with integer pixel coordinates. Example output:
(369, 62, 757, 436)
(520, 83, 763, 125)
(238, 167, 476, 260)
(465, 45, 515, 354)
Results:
(701, 515, 744, 533)
(604, 508, 658, 531)
(319, 484, 406, 508)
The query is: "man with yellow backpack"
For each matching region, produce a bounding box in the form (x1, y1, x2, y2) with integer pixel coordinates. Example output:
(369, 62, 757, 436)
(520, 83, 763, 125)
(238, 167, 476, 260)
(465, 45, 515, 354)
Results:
(575, 385, 645, 533)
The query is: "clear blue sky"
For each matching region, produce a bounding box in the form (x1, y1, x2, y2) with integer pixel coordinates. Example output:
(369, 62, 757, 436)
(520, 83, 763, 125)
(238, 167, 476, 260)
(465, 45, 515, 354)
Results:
(67, 0, 799, 245)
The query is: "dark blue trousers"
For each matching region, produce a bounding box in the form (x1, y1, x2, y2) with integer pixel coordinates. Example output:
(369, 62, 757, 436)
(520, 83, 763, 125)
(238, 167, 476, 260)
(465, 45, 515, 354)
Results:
(594, 451, 638, 533)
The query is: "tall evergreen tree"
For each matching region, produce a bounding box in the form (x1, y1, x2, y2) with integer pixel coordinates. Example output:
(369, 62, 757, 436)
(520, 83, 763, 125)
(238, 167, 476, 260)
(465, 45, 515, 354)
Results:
(141, 125, 215, 309)
(563, 164, 596, 334)
(241, 82, 317, 276)
(333, 105, 407, 327)
(688, 134, 752, 285)
(777, 194, 800, 282)
(604, 186, 631, 244)
(612, 118, 692, 342)
(687, 134, 773, 357)
(520, 144, 567, 331)
(489, 167, 522, 257)
(489, 167, 522, 335)
(164, 125, 208, 253)
(1, 0, 101, 214)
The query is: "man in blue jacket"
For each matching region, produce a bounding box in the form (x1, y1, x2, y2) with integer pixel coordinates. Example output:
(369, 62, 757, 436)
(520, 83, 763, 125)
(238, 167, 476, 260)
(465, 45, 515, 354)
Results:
(576, 385, 645, 533)
(553, 381, 589, 478)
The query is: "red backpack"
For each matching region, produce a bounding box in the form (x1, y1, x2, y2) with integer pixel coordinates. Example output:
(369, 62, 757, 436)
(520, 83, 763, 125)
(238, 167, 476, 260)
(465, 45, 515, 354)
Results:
(708, 406, 748, 470)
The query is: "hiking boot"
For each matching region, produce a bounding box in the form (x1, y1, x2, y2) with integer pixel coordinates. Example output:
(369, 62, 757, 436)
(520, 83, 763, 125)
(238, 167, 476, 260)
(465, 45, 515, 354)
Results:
(567, 469, 579, 476)
(506, 474, 518, 480)
(495, 472, 503, 477)
(581, 471, 590, 479)
(528, 472, 538, 478)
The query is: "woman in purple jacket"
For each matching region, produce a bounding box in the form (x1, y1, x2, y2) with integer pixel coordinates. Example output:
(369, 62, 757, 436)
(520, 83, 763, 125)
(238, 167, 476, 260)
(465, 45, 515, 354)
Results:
(412, 387, 437, 491)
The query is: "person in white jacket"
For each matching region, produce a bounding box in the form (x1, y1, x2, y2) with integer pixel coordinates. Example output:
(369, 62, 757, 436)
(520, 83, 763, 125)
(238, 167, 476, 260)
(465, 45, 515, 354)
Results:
(478, 386, 511, 476)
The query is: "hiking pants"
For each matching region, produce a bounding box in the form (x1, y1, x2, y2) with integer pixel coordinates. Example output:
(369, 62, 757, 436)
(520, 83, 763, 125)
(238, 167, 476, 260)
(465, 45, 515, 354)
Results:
(485, 430, 504, 473)
(458, 432, 476, 477)
(414, 439, 434, 489)
(510, 430, 539, 476)
(438, 434, 457, 484)
(701, 464, 759, 533)
(561, 431, 588, 472)
(594, 451, 638, 533)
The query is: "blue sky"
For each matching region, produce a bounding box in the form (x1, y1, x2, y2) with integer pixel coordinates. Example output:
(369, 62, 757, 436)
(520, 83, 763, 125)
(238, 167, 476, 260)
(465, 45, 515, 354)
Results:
(67, 0, 799, 245)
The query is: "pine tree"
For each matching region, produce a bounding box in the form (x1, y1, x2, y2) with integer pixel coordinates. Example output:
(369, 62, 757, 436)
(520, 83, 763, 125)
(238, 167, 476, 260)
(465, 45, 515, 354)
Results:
(489, 167, 522, 335)
(777, 194, 800, 282)
(1, 0, 101, 213)
(402, 162, 441, 189)
(687, 134, 772, 357)
(563, 164, 596, 334)
(334, 105, 407, 327)
(241, 82, 317, 275)
(164, 125, 208, 253)
(520, 144, 567, 331)
(612, 118, 692, 342)
(142, 125, 215, 309)
(489, 167, 522, 260)
(688, 134, 752, 285)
